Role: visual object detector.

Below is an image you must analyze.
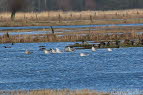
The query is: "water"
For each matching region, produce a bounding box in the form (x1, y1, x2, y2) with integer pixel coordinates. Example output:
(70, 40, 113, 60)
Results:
(1, 23, 143, 30)
(1, 23, 143, 36)
(0, 31, 50, 36)
(0, 42, 143, 94)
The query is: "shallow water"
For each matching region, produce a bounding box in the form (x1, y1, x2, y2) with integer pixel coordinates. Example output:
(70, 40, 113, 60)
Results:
(1, 23, 143, 36)
(1, 23, 143, 30)
(0, 31, 50, 36)
(0, 42, 143, 94)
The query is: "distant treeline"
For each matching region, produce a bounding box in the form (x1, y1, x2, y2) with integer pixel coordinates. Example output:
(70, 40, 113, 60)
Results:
(0, 0, 143, 12)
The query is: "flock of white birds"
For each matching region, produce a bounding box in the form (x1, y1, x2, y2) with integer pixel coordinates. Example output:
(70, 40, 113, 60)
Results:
(25, 46, 113, 57)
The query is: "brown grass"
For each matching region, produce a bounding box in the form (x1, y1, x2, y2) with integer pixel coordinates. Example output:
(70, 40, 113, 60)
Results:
(0, 89, 110, 95)
(0, 9, 143, 26)
(1, 9, 143, 20)
(0, 28, 142, 44)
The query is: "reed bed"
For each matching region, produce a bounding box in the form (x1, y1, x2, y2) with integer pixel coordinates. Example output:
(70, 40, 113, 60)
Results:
(1, 9, 143, 21)
(0, 9, 143, 26)
(0, 29, 143, 44)
(0, 89, 110, 95)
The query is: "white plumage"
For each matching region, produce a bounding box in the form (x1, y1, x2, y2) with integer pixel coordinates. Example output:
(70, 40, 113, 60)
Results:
(91, 47, 96, 52)
(80, 53, 89, 56)
(107, 48, 112, 52)
(56, 48, 63, 53)
(44, 50, 50, 54)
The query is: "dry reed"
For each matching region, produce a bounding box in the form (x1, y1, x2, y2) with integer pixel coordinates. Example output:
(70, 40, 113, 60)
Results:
(0, 89, 110, 95)
(0, 9, 143, 26)
(0, 29, 142, 44)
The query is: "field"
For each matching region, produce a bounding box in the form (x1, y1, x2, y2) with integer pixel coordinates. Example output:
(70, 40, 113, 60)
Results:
(1, 9, 143, 27)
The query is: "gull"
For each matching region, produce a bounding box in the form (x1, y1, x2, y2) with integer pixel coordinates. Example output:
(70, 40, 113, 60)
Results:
(65, 47, 75, 52)
(80, 53, 89, 57)
(107, 48, 112, 52)
(91, 47, 96, 52)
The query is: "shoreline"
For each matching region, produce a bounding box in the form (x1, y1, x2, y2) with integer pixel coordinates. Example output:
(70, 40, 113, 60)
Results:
(0, 89, 110, 95)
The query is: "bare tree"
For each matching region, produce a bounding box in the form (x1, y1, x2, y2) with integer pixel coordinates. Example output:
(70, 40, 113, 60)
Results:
(8, 0, 27, 20)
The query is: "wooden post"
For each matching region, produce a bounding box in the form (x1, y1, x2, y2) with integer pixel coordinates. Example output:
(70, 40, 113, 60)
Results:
(90, 15, 93, 22)
(36, 14, 38, 20)
(48, 12, 50, 20)
(70, 13, 72, 20)
(80, 14, 82, 20)
(50, 26, 55, 34)
(58, 14, 61, 23)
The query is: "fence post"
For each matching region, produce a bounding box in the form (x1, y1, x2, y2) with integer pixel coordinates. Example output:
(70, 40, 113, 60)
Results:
(58, 14, 61, 23)
(80, 14, 82, 20)
(70, 13, 72, 20)
(36, 14, 38, 20)
(90, 15, 93, 23)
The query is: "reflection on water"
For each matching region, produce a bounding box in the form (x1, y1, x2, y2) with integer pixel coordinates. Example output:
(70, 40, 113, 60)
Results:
(0, 42, 143, 94)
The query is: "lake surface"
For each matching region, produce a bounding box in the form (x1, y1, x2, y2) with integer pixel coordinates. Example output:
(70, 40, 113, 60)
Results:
(0, 42, 143, 94)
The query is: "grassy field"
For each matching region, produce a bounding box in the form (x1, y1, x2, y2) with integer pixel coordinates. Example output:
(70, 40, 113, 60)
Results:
(0, 9, 143, 27)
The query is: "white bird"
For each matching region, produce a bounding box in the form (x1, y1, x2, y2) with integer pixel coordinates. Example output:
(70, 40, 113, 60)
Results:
(65, 47, 75, 52)
(25, 50, 32, 54)
(91, 47, 96, 52)
(44, 50, 50, 54)
(51, 49, 57, 53)
(107, 48, 112, 52)
(80, 53, 89, 56)
(55, 48, 63, 53)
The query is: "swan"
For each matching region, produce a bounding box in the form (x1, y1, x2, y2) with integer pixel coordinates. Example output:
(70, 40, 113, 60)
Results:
(55, 48, 63, 53)
(91, 47, 96, 52)
(25, 50, 32, 54)
(107, 48, 112, 52)
(44, 49, 50, 54)
(80, 53, 89, 56)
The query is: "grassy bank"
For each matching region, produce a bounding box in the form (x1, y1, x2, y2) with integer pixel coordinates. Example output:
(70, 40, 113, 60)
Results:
(1, 9, 143, 27)
(0, 89, 110, 95)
